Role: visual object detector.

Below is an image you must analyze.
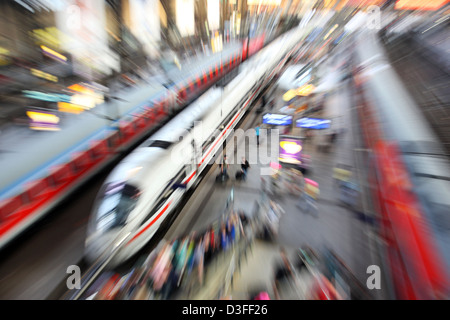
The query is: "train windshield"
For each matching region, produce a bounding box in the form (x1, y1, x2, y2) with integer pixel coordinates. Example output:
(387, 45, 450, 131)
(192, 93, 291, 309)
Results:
(95, 182, 141, 231)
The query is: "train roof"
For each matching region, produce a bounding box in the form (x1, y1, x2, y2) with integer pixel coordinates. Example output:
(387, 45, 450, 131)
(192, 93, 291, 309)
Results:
(104, 147, 166, 187)
(149, 87, 223, 144)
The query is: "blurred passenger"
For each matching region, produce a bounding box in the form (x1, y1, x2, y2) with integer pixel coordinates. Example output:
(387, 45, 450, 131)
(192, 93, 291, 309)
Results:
(203, 230, 212, 265)
(194, 238, 205, 286)
(255, 125, 260, 145)
(150, 244, 173, 294)
(174, 236, 189, 287)
(210, 226, 216, 254)
(298, 178, 319, 216)
(241, 157, 250, 180)
(220, 223, 228, 251)
(185, 234, 197, 280)
(269, 99, 275, 111)
(228, 217, 236, 245)
(220, 154, 229, 178)
(272, 249, 295, 300)
(239, 210, 248, 226)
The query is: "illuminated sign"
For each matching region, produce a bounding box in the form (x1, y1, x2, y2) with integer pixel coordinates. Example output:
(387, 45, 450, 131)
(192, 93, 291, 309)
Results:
(40, 45, 67, 62)
(279, 137, 302, 165)
(395, 0, 447, 11)
(23, 90, 71, 103)
(296, 118, 331, 129)
(30, 68, 58, 82)
(263, 114, 293, 126)
(283, 84, 316, 101)
(27, 110, 60, 131)
(58, 102, 84, 114)
(296, 84, 315, 96)
(283, 89, 297, 101)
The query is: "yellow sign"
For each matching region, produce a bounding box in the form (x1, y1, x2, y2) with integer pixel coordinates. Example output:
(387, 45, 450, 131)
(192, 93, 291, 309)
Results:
(40, 45, 67, 62)
(296, 84, 315, 96)
(283, 89, 297, 101)
(31, 68, 58, 82)
(395, 0, 447, 11)
(27, 110, 61, 130)
(67, 84, 104, 109)
(58, 102, 85, 114)
(284, 84, 316, 101)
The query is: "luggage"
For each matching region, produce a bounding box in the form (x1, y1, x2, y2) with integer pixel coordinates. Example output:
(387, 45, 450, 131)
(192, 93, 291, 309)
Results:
(216, 172, 229, 183)
(235, 170, 244, 181)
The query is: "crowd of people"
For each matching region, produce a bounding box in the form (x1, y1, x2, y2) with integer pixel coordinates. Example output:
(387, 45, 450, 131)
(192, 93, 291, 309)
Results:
(141, 211, 254, 299)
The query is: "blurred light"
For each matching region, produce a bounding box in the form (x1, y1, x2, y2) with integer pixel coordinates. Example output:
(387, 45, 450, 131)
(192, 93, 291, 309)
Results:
(263, 114, 293, 125)
(283, 89, 297, 101)
(323, 24, 339, 40)
(67, 84, 104, 110)
(279, 138, 302, 164)
(27, 110, 60, 131)
(395, 0, 448, 11)
(295, 104, 307, 114)
(305, 178, 319, 198)
(296, 84, 315, 96)
(58, 102, 85, 114)
(270, 162, 282, 170)
(23, 90, 71, 103)
(176, 0, 195, 37)
(68, 84, 93, 94)
(32, 27, 64, 49)
(27, 111, 59, 124)
(40, 45, 67, 62)
(296, 118, 331, 129)
(208, 0, 220, 31)
(29, 124, 60, 131)
(0, 47, 11, 66)
(247, 0, 281, 5)
(30, 68, 58, 82)
(126, 166, 143, 179)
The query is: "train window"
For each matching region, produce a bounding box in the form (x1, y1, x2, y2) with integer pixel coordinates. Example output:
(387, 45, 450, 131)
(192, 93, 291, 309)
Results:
(95, 182, 141, 231)
(147, 140, 173, 149)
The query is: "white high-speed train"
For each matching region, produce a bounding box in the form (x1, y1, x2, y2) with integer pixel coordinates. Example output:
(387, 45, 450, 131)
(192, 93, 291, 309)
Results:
(84, 27, 303, 266)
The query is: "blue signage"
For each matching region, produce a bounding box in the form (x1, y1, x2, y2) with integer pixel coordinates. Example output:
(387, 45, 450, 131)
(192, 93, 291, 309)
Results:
(263, 113, 292, 126)
(23, 90, 71, 103)
(296, 118, 331, 129)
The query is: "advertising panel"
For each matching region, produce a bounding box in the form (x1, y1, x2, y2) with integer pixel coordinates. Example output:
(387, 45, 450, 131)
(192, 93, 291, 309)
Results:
(279, 136, 302, 165)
